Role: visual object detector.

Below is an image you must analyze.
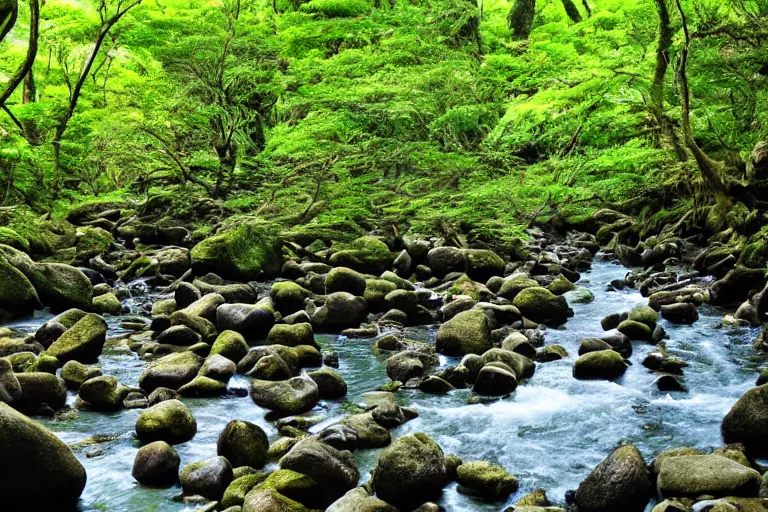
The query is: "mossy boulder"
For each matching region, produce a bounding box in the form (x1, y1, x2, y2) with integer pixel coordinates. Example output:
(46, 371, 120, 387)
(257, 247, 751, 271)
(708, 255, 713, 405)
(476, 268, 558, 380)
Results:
(512, 287, 570, 325)
(364, 279, 398, 311)
(180, 455, 234, 500)
(498, 275, 539, 301)
(427, 246, 466, 277)
(312, 292, 368, 331)
(547, 275, 575, 295)
(250, 376, 319, 415)
(326, 267, 367, 296)
(135, 399, 197, 444)
(222, 473, 269, 508)
(132, 440, 180, 487)
(91, 293, 122, 315)
(373, 432, 447, 510)
(271, 282, 311, 316)
(15, 372, 67, 411)
(341, 412, 391, 448)
(267, 323, 316, 348)
(456, 461, 519, 499)
(308, 367, 348, 399)
(464, 249, 505, 281)
(191, 223, 282, 281)
(628, 305, 659, 329)
(61, 360, 102, 389)
(217, 303, 276, 340)
(0, 227, 30, 251)
(472, 363, 518, 396)
(178, 375, 227, 397)
(328, 236, 392, 274)
(0, 358, 21, 404)
(573, 350, 627, 380)
(46, 312, 107, 363)
(75, 226, 113, 261)
(257, 469, 322, 509)
(279, 437, 360, 506)
(243, 488, 311, 512)
(656, 454, 760, 498)
(575, 444, 651, 512)
(26, 262, 93, 312)
(210, 330, 249, 363)
(326, 487, 398, 512)
(617, 320, 653, 342)
(77, 375, 129, 411)
(139, 351, 204, 392)
(0, 257, 41, 319)
(722, 385, 768, 456)
(218, 419, 270, 469)
(0, 402, 87, 507)
(435, 308, 491, 356)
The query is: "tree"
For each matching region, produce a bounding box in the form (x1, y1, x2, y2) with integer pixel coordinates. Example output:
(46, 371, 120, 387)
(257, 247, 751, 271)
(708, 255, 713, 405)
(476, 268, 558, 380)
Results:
(508, 0, 536, 39)
(0, 0, 17, 45)
(0, 0, 38, 134)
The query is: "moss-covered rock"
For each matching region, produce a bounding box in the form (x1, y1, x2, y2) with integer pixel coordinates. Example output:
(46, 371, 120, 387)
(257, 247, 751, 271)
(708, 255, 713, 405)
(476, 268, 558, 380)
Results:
(326, 487, 398, 512)
(0, 257, 41, 319)
(497, 275, 539, 301)
(573, 350, 627, 380)
(0, 227, 30, 251)
(0, 402, 87, 507)
(180, 455, 233, 500)
(61, 360, 102, 389)
(617, 319, 652, 342)
(218, 419, 270, 469)
(217, 303, 276, 340)
(75, 226, 113, 261)
(46, 312, 107, 363)
(0, 358, 21, 404)
(267, 323, 316, 348)
(364, 279, 398, 311)
(435, 308, 491, 356)
(512, 287, 570, 325)
(191, 223, 282, 281)
(15, 372, 67, 411)
(328, 237, 392, 274)
(279, 437, 359, 506)
(77, 375, 129, 411)
(26, 262, 93, 312)
(222, 473, 269, 508)
(210, 330, 249, 363)
(135, 399, 197, 444)
(456, 461, 518, 499)
(628, 305, 659, 328)
(132, 440, 180, 487)
(139, 351, 204, 392)
(250, 376, 319, 415)
(243, 487, 311, 512)
(308, 367, 347, 399)
(341, 412, 391, 448)
(463, 249, 505, 281)
(200, 354, 236, 381)
(472, 363, 518, 396)
(722, 384, 768, 456)
(312, 292, 368, 331)
(270, 282, 311, 316)
(373, 432, 446, 510)
(547, 275, 575, 295)
(575, 444, 651, 512)
(178, 375, 227, 397)
(326, 267, 367, 296)
(91, 293, 122, 315)
(257, 469, 322, 509)
(656, 454, 760, 499)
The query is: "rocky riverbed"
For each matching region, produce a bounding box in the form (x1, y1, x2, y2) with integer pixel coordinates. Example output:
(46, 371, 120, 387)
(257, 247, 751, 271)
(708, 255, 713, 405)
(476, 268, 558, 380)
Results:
(1, 206, 768, 512)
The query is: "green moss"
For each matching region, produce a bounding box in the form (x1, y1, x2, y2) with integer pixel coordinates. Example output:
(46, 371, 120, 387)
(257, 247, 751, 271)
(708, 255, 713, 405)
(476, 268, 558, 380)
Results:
(512, 287, 569, 325)
(91, 293, 122, 315)
(363, 279, 398, 310)
(456, 461, 519, 499)
(191, 223, 282, 281)
(27, 263, 94, 311)
(75, 227, 114, 261)
(0, 227, 30, 252)
(0, 258, 41, 316)
(447, 274, 486, 300)
(222, 473, 269, 508)
(210, 330, 249, 363)
(300, 0, 372, 18)
(46, 313, 107, 363)
(328, 236, 392, 274)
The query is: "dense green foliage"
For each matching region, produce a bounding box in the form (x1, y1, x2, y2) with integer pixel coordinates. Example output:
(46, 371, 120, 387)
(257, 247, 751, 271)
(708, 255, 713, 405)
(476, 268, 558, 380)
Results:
(1, 0, 766, 244)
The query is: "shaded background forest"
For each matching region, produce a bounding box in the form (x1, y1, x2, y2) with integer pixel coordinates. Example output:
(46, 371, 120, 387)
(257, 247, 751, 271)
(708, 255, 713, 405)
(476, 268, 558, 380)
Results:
(0, 0, 767, 252)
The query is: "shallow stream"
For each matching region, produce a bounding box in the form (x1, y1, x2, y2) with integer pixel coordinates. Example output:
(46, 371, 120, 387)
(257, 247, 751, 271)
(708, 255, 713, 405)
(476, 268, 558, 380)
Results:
(6, 258, 764, 511)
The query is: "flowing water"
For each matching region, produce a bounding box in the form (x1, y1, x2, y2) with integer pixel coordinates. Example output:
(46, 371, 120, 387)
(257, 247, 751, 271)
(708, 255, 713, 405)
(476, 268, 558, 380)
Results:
(6, 258, 764, 511)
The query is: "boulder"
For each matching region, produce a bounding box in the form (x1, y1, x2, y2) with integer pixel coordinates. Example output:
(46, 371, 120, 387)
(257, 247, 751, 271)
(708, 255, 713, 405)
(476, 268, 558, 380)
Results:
(0, 258, 41, 318)
(77, 375, 129, 411)
(200, 354, 237, 382)
(456, 461, 518, 499)
(61, 360, 102, 389)
(155, 325, 201, 346)
(218, 420, 270, 469)
(0, 402, 87, 507)
(308, 367, 348, 399)
(341, 413, 391, 448)
(190, 223, 282, 281)
(722, 384, 768, 456)
(26, 262, 93, 311)
(327, 487, 399, 512)
(270, 282, 311, 316)
(0, 359, 21, 404)
(139, 351, 204, 392)
(472, 363, 518, 396)
(364, 279, 399, 311)
(46, 313, 107, 363)
(135, 399, 197, 444)
(218, 303, 276, 340)
(575, 445, 651, 512)
(175, 282, 201, 308)
(15, 372, 67, 411)
(312, 292, 368, 331)
(435, 309, 491, 356)
(222, 473, 269, 508)
(326, 267, 367, 296)
(656, 454, 760, 498)
(497, 275, 539, 301)
(464, 249, 505, 281)
(512, 287, 570, 325)
(267, 323, 316, 348)
(180, 455, 233, 500)
(627, 305, 658, 329)
(132, 441, 180, 487)
(328, 237, 392, 274)
(427, 246, 466, 277)
(210, 330, 249, 363)
(242, 488, 310, 512)
(660, 303, 699, 325)
(178, 376, 227, 398)
(573, 350, 627, 380)
(617, 320, 652, 342)
(91, 293, 122, 315)
(251, 377, 319, 415)
(373, 433, 446, 510)
(280, 437, 359, 505)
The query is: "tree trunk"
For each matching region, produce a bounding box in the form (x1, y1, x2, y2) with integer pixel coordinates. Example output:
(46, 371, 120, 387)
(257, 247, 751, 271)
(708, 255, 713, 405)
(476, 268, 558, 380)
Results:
(561, 0, 582, 23)
(0, 0, 38, 106)
(581, 0, 591, 17)
(508, 0, 535, 40)
(0, 0, 17, 45)
(673, 0, 731, 211)
(23, 68, 35, 103)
